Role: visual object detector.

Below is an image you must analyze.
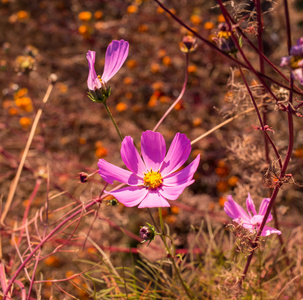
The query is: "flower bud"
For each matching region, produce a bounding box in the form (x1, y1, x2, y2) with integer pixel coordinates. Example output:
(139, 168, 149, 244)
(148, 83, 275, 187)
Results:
(79, 172, 89, 183)
(139, 223, 156, 245)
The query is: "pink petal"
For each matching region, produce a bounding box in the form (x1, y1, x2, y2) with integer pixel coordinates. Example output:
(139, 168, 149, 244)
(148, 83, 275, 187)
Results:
(261, 225, 281, 236)
(110, 186, 148, 207)
(98, 159, 143, 185)
(138, 189, 170, 208)
(141, 131, 166, 171)
(259, 198, 273, 222)
(121, 136, 146, 176)
(86, 50, 102, 90)
(163, 155, 200, 186)
(246, 193, 257, 217)
(158, 180, 194, 200)
(101, 40, 129, 83)
(224, 196, 250, 222)
(160, 133, 191, 176)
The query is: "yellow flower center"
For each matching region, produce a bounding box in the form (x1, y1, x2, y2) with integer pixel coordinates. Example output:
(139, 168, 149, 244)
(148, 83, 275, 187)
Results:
(290, 56, 302, 69)
(143, 169, 163, 189)
(217, 31, 231, 39)
(97, 75, 103, 83)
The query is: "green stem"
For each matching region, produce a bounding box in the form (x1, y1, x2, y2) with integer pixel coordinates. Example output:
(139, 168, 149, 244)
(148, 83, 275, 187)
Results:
(158, 208, 195, 299)
(103, 102, 123, 142)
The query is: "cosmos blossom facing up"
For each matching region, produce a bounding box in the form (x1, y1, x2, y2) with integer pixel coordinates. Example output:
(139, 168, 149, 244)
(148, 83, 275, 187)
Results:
(86, 39, 129, 91)
(224, 194, 281, 236)
(98, 130, 200, 208)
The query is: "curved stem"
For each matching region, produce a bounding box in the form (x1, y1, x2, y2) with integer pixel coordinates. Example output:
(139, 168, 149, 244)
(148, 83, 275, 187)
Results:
(103, 102, 123, 142)
(158, 208, 195, 299)
(153, 53, 189, 132)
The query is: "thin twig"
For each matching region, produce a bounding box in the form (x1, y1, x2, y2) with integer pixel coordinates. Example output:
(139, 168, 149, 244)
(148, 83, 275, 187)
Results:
(1, 82, 54, 225)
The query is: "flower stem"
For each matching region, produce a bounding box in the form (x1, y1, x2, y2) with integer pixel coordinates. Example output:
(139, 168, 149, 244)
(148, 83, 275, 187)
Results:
(103, 101, 124, 142)
(158, 208, 195, 299)
(153, 53, 189, 132)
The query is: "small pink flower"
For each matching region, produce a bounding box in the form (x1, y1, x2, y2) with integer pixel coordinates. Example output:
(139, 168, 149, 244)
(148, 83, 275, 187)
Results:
(98, 130, 200, 208)
(86, 39, 129, 91)
(280, 37, 303, 85)
(224, 194, 281, 236)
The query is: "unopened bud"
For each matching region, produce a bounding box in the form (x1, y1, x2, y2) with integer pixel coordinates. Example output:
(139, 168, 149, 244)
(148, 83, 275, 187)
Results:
(139, 223, 156, 245)
(79, 172, 89, 183)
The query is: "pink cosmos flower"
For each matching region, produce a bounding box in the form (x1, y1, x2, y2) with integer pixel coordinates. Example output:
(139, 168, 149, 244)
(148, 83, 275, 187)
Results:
(98, 131, 200, 208)
(280, 37, 303, 85)
(224, 194, 281, 236)
(86, 39, 129, 91)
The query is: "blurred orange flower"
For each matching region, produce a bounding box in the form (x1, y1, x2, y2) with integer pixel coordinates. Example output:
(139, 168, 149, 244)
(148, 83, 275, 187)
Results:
(150, 62, 160, 73)
(127, 5, 138, 14)
(190, 14, 202, 25)
(162, 56, 172, 66)
(94, 10, 103, 20)
(116, 102, 128, 112)
(188, 65, 197, 73)
(78, 11, 92, 22)
(126, 59, 137, 69)
(204, 21, 214, 30)
(17, 10, 29, 20)
(217, 14, 225, 23)
(19, 117, 32, 129)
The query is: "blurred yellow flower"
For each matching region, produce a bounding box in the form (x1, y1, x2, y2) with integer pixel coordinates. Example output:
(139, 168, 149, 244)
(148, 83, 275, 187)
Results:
(15, 55, 35, 73)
